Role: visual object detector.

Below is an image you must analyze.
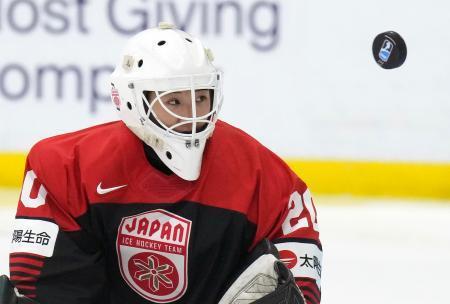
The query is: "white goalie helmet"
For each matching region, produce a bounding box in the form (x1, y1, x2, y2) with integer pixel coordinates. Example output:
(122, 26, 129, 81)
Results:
(110, 23, 223, 181)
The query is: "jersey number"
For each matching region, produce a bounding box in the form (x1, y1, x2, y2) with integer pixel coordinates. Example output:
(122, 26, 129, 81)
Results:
(281, 189, 319, 235)
(21, 170, 48, 208)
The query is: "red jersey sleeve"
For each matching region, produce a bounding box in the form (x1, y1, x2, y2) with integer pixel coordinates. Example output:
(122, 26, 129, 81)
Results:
(9, 140, 106, 303)
(253, 146, 322, 304)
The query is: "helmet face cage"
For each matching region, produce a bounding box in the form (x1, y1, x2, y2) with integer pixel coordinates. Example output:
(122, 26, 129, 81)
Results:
(146, 89, 213, 135)
(130, 72, 223, 142)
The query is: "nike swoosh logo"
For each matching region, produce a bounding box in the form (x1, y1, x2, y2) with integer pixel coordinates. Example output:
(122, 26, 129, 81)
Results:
(97, 182, 127, 195)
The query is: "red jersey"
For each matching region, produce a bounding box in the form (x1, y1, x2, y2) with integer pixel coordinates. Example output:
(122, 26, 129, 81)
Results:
(10, 120, 322, 304)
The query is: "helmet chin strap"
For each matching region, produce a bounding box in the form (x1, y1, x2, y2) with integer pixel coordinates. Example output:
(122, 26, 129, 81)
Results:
(142, 142, 173, 175)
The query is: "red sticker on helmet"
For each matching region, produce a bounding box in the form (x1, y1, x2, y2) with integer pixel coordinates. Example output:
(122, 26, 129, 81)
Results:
(111, 87, 121, 108)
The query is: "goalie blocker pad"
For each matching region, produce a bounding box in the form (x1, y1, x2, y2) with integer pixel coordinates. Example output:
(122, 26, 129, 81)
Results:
(218, 239, 305, 304)
(0, 275, 39, 304)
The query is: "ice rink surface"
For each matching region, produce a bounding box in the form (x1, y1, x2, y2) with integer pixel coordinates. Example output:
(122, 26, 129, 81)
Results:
(1, 189, 449, 304)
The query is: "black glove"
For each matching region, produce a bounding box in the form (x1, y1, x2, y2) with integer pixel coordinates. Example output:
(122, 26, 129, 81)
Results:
(0, 275, 39, 304)
(252, 261, 305, 304)
(218, 239, 305, 304)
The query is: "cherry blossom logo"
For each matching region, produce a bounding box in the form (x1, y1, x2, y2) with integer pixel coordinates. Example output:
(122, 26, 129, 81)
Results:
(133, 255, 174, 293)
(127, 250, 180, 297)
(117, 209, 191, 303)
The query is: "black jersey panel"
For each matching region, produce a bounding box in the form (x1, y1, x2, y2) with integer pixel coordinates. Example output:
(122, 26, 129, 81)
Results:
(86, 201, 256, 304)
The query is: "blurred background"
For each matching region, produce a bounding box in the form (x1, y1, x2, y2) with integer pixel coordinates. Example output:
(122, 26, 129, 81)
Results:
(0, 0, 449, 303)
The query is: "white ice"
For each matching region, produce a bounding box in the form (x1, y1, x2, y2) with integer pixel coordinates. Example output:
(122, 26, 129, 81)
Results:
(1, 194, 449, 304)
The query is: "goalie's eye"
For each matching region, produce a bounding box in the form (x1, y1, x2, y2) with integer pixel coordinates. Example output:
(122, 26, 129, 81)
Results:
(166, 99, 181, 106)
(196, 95, 208, 103)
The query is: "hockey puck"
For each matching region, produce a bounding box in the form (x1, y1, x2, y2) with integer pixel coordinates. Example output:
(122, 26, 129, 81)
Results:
(372, 31, 407, 69)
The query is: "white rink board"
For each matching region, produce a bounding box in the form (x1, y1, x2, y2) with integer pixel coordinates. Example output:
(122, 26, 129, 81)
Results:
(1, 0, 450, 162)
(1, 197, 450, 304)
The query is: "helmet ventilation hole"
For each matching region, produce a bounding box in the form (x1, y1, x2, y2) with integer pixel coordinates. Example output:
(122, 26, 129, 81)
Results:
(185, 38, 192, 43)
(157, 40, 166, 46)
(127, 102, 132, 110)
(166, 151, 172, 159)
(138, 59, 143, 67)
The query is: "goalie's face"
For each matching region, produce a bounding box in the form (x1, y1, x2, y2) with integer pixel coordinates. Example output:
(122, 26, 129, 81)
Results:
(146, 90, 212, 133)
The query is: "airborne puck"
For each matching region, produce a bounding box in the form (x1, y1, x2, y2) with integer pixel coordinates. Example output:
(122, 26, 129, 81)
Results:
(372, 31, 407, 69)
